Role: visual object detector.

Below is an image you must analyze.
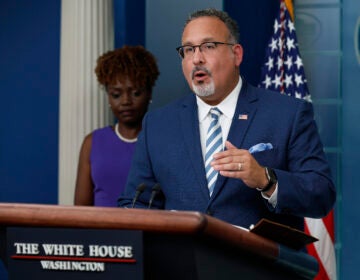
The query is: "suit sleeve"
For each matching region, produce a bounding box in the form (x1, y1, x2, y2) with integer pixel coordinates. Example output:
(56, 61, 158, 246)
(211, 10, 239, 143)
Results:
(117, 113, 164, 209)
(272, 101, 336, 218)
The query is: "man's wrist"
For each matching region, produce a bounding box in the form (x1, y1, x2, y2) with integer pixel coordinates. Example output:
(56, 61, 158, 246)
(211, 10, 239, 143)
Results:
(256, 167, 277, 192)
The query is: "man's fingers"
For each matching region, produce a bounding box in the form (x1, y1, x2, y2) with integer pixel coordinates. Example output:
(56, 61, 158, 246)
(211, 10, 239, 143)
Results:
(225, 140, 237, 150)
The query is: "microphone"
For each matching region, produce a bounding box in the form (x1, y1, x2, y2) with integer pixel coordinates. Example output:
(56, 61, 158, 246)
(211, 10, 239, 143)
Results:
(148, 183, 161, 209)
(131, 183, 146, 208)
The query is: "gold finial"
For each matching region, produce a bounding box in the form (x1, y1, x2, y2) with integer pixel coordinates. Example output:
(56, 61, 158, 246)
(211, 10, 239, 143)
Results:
(284, 0, 294, 21)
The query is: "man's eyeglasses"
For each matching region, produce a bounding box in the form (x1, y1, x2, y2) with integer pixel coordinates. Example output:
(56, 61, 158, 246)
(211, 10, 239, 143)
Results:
(176, 41, 235, 59)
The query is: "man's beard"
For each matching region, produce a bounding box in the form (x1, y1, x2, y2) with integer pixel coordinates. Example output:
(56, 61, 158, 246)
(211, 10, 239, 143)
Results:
(192, 80, 215, 97)
(190, 66, 215, 97)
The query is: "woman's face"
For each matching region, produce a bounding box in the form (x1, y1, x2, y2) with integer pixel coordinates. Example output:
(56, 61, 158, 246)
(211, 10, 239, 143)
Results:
(107, 78, 151, 127)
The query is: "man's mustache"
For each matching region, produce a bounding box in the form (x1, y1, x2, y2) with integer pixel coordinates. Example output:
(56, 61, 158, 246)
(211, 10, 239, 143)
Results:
(191, 66, 212, 79)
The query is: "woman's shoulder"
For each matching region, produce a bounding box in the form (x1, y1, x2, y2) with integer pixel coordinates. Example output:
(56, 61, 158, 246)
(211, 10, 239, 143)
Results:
(92, 126, 114, 137)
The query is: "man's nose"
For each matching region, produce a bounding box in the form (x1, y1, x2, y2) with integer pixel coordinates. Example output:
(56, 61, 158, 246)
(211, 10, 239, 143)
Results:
(192, 47, 205, 64)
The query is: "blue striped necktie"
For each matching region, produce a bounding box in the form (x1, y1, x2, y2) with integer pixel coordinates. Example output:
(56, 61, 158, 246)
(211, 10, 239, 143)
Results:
(205, 107, 223, 196)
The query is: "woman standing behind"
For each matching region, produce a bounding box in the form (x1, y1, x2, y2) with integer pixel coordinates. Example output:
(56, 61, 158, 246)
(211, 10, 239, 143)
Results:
(74, 46, 160, 206)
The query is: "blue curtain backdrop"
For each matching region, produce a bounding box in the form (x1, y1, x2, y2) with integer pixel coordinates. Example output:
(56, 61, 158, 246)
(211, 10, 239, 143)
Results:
(114, 0, 145, 47)
(0, 0, 60, 278)
(0, 1, 60, 204)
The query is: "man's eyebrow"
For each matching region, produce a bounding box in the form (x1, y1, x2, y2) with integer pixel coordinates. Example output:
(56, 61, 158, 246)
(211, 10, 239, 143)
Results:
(181, 38, 216, 46)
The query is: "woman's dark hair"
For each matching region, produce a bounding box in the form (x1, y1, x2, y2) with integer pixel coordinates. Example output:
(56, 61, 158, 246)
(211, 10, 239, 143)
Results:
(95, 45, 160, 92)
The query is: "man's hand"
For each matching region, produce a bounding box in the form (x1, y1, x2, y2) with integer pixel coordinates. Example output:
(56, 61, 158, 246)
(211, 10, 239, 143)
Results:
(212, 141, 272, 193)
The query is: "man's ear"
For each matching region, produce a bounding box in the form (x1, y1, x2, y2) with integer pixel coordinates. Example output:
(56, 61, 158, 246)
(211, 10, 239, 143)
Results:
(233, 44, 243, 67)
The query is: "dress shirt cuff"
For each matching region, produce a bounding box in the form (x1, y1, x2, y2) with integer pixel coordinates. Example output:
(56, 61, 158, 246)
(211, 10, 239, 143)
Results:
(261, 182, 278, 208)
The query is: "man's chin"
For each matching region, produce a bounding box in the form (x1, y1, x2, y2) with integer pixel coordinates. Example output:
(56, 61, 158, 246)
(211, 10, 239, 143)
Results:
(191, 80, 215, 97)
(195, 92, 214, 98)
(192, 87, 215, 97)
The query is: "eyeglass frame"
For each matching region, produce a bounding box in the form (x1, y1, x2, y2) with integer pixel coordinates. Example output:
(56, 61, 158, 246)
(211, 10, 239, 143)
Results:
(176, 41, 235, 59)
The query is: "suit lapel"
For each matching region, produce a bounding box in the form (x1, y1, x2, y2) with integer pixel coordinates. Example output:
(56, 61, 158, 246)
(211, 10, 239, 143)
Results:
(179, 96, 210, 199)
(227, 81, 258, 148)
(210, 81, 259, 200)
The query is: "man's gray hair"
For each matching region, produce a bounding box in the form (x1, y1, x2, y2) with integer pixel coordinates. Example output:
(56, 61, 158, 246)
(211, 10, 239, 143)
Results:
(184, 8, 239, 43)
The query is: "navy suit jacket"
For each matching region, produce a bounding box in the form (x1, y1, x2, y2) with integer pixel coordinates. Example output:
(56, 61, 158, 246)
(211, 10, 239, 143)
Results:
(118, 81, 336, 231)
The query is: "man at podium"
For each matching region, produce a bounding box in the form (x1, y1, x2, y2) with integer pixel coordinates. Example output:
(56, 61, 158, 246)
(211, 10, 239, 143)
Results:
(117, 8, 336, 232)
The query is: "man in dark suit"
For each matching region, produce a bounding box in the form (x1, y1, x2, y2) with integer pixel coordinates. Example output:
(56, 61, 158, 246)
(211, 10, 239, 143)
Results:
(118, 8, 336, 231)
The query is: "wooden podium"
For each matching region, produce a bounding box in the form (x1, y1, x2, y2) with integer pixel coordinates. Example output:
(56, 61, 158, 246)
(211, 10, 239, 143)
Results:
(0, 203, 318, 279)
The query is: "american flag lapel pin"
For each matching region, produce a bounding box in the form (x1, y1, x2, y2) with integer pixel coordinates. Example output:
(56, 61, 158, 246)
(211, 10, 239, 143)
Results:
(238, 114, 248, 120)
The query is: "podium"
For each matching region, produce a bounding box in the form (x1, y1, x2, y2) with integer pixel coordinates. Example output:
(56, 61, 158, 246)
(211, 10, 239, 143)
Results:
(0, 203, 318, 279)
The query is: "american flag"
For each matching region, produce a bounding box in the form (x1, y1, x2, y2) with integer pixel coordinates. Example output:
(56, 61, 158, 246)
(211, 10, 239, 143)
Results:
(258, 1, 336, 279)
(259, 0, 311, 102)
(238, 114, 248, 120)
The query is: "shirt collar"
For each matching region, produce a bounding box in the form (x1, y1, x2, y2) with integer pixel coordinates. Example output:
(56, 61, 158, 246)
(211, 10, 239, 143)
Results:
(197, 76, 242, 122)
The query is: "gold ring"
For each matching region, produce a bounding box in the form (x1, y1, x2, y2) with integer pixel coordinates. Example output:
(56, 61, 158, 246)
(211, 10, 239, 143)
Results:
(238, 163, 242, 171)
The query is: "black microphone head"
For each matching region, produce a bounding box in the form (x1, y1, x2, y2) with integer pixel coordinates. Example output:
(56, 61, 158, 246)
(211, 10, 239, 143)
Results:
(152, 183, 161, 192)
(137, 183, 146, 192)
(131, 183, 147, 208)
(148, 183, 162, 209)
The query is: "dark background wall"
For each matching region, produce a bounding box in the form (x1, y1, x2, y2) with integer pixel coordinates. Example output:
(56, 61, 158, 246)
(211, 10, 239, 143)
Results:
(224, 1, 279, 85)
(114, 0, 145, 46)
(0, 0, 358, 279)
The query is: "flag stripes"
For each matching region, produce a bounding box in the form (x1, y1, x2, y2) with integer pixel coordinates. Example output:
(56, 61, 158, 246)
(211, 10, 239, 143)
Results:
(305, 212, 337, 280)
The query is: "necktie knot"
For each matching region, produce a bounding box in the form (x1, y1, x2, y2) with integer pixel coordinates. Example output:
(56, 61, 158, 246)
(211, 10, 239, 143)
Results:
(210, 107, 222, 120)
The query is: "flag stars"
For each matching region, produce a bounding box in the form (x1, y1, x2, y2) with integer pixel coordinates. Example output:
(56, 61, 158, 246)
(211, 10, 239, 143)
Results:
(284, 74, 293, 87)
(284, 55, 293, 70)
(286, 38, 295, 51)
(269, 38, 278, 52)
(272, 74, 282, 89)
(287, 19, 295, 34)
(294, 73, 304, 87)
(304, 94, 312, 102)
(294, 55, 303, 69)
(274, 19, 281, 34)
(295, 91, 302, 99)
(265, 57, 274, 71)
(258, 3, 311, 101)
(262, 75, 272, 88)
